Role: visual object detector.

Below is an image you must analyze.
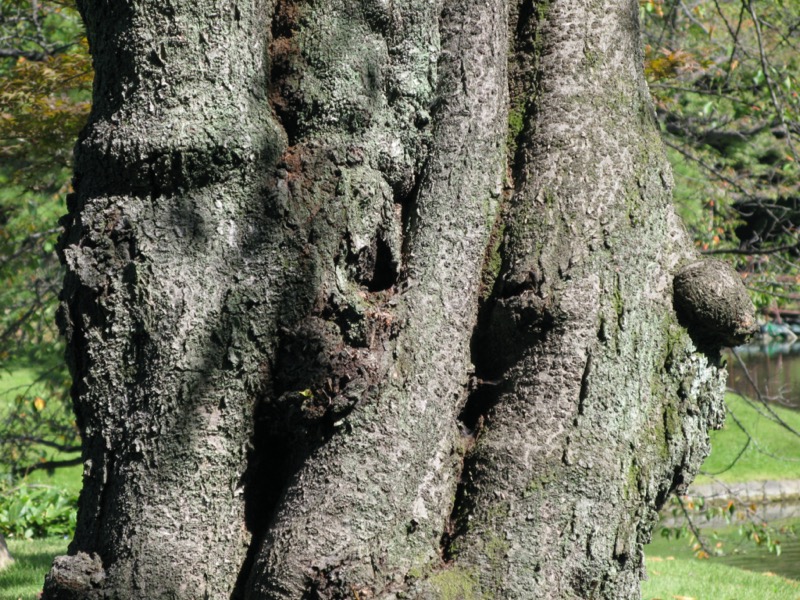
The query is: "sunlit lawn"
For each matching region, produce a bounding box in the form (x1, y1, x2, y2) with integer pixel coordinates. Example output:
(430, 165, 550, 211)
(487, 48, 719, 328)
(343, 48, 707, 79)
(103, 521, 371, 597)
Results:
(697, 393, 800, 484)
(643, 513, 800, 598)
(0, 367, 82, 495)
(645, 390, 800, 598)
(642, 554, 800, 600)
(0, 368, 78, 600)
(0, 537, 68, 600)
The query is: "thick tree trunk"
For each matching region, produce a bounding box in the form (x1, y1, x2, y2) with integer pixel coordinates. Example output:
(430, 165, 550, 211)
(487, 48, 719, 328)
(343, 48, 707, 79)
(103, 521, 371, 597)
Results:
(44, 0, 753, 599)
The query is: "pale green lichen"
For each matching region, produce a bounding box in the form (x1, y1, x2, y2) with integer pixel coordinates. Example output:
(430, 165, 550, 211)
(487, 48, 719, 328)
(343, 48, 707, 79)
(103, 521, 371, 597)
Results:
(428, 567, 483, 600)
(507, 103, 526, 157)
(480, 220, 505, 301)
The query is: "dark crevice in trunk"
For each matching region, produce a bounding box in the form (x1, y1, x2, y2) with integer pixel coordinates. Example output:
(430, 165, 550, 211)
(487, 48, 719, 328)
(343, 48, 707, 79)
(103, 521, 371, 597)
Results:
(577, 351, 592, 416)
(438, 288, 511, 561)
(93, 453, 115, 560)
(365, 234, 398, 292)
(269, 0, 303, 145)
(507, 0, 546, 186)
(438, 450, 477, 563)
(233, 426, 309, 600)
(235, 292, 395, 595)
(440, 383, 502, 564)
(234, 370, 334, 597)
(458, 377, 505, 439)
(396, 160, 426, 276)
(461, 274, 513, 428)
(344, 233, 399, 293)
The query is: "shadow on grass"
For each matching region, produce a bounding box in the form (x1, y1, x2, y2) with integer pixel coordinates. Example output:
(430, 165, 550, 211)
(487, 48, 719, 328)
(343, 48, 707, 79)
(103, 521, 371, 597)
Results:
(0, 537, 68, 600)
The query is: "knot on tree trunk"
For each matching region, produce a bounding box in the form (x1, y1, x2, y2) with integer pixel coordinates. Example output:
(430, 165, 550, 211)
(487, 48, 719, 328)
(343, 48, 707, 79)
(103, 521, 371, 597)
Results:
(42, 552, 105, 600)
(673, 259, 757, 349)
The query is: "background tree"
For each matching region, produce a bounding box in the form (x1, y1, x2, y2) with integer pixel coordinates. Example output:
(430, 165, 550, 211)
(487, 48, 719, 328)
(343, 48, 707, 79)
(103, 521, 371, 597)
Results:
(642, 0, 800, 308)
(0, 0, 89, 563)
(640, 0, 800, 553)
(34, 0, 756, 598)
(0, 0, 89, 478)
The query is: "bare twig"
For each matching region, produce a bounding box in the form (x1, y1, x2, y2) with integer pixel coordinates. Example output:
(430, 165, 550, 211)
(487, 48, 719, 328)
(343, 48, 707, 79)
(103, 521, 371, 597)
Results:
(663, 138, 749, 194)
(677, 495, 713, 555)
(746, 0, 800, 164)
(701, 242, 800, 256)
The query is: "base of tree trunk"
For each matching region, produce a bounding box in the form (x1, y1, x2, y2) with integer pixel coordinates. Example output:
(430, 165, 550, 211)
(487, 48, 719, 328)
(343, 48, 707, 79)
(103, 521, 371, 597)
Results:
(0, 534, 13, 571)
(42, 552, 104, 600)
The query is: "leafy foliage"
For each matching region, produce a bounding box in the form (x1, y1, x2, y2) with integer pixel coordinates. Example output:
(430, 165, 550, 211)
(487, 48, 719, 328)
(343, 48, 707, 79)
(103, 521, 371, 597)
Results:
(642, 0, 800, 312)
(0, 484, 77, 539)
(0, 45, 91, 179)
(0, 370, 79, 481)
(0, 0, 88, 487)
(640, 0, 800, 567)
(660, 494, 796, 560)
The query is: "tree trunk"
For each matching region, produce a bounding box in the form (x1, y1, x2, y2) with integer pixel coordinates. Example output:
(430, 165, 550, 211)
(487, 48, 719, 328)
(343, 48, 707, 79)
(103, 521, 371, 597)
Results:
(44, 0, 753, 598)
(0, 534, 13, 571)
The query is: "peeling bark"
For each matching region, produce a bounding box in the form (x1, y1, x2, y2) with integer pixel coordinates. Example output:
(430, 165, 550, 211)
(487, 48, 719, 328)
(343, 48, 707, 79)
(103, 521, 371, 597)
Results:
(44, 0, 753, 598)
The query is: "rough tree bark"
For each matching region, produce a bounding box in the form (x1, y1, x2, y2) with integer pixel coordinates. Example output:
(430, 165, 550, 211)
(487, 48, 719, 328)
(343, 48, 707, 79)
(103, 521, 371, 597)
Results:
(43, 0, 754, 598)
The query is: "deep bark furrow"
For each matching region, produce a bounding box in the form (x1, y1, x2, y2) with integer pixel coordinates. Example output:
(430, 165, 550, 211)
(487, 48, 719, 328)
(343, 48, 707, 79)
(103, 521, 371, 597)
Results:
(246, 1, 508, 597)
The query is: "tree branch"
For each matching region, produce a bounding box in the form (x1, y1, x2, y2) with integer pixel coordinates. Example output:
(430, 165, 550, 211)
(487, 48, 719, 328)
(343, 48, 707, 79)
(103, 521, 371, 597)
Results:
(677, 495, 713, 556)
(701, 242, 800, 256)
(0, 47, 46, 60)
(0, 43, 74, 61)
(699, 429, 751, 476)
(746, 0, 800, 164)
(12, 455, 82, 476)
(663, 138, 749, 194)
(1, 435, 81, 453)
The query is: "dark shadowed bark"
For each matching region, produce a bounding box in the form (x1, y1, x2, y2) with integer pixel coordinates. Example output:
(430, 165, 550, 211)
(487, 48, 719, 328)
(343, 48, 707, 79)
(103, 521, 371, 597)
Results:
(43, 0, 754, 599)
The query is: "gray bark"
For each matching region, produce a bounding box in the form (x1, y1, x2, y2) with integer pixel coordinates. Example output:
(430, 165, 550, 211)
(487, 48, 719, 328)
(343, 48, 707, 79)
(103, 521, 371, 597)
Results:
(43, 0, 753, 599)
(0, 534, 13, 571)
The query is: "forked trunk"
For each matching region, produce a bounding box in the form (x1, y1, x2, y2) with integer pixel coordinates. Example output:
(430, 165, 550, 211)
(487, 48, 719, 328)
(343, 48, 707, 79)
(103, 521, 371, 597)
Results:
(44, 0, 753, 598)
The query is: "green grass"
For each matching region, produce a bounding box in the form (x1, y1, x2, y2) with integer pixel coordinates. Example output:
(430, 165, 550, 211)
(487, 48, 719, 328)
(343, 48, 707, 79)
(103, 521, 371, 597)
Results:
(696, 393, 800, 485)
(643, 392, 800, 598)
(0, 537, 67, 600)
(0, 370, 77, 598)
(0, 368, 44, 399)
(641, 555, 800, 600)
(643, 517, 800, 598)
(23, 465, 82, 496)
